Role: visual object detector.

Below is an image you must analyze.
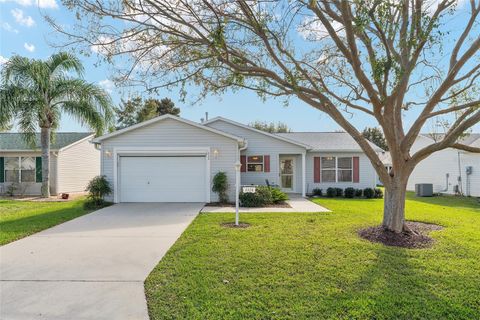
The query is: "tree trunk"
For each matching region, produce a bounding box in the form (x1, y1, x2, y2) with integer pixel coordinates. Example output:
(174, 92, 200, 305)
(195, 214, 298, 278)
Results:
(382, 177, 408, 233)
(40, 127, 50, 198)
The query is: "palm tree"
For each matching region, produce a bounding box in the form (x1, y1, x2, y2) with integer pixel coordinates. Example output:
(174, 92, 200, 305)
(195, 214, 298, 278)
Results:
(0, 52, 114, 197)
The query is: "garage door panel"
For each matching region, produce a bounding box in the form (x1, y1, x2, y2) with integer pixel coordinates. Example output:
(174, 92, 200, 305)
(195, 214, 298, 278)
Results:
(119, 156, 206, 202)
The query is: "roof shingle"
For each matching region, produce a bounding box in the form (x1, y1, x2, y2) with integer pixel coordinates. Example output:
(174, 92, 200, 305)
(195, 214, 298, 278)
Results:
(276, 132, 384, 152)
(0, 132, 93, 151)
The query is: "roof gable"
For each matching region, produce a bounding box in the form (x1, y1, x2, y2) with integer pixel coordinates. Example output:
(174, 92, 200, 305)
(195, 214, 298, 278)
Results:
(203, 117, 311, 149)
(0, 132, 93, 151)
(92, 114, 245, 144)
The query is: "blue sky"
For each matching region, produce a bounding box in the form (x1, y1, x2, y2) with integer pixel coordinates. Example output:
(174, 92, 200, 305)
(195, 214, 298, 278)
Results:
(0, 0, 478, 133)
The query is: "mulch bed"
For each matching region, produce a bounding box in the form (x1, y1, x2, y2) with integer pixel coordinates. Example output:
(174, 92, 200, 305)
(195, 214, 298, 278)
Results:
(221, 222, 251, 228)
(358, 221, 443, 249)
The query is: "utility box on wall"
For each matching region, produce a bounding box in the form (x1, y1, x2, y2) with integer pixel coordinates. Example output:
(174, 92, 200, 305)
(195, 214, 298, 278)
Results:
(415, 183, 433, 197)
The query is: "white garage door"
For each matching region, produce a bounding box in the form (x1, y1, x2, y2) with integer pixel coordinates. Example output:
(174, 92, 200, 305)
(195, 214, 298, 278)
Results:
(119, 156, 207, 202)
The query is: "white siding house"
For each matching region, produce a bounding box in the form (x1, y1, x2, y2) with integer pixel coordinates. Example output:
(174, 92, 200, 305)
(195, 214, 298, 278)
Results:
(0, 133, 99, 196)
(92, 115, 380, 203)
(94, 115, 243, 203)
(407, 134, 480, 197)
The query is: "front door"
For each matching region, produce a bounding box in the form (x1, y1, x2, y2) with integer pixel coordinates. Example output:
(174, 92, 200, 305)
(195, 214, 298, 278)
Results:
(280, 158, 295, 192)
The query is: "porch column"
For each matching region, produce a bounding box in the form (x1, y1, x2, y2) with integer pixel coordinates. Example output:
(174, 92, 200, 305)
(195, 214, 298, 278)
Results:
(302, 152, 306, 197)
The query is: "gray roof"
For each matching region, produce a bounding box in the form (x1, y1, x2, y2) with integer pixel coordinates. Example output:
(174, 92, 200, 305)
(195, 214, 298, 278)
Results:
(276, 132, 384, 152)
(421, 133, 480, 146)
(0, 132, 93, 151)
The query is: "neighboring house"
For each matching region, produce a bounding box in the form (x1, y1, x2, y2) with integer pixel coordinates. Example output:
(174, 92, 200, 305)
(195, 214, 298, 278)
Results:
(407, 134, 480, 197)
(0, 133, 100, 196)
(92, 115, 381, 203)
(377, 151, 392, 185)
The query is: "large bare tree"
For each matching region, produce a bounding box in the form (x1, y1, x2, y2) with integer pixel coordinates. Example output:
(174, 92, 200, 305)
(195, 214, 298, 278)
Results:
(53, 0, 480, 232)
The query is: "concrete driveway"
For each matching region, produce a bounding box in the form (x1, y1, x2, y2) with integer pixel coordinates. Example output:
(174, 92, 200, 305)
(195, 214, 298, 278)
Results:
(0, 203, 202, 320)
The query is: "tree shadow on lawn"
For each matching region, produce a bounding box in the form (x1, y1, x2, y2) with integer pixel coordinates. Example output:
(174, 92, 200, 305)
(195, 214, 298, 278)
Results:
(406, 193, 480, 211)
(0, 205, 88, 245)
(332, 241, 480, 320)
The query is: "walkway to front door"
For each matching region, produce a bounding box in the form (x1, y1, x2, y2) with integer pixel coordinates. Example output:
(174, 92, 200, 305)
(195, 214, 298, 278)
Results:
(0, 203, 202, 320)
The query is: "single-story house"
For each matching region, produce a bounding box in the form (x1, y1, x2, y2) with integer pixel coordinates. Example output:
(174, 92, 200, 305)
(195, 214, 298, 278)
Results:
(0, 132, 100, 196)
(92, 115, 381, 203)
(407, 134, 480, 197)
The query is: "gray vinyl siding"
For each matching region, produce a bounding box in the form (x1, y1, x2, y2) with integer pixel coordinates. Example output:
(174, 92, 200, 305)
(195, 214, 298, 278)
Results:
(57, 137, 100, 193)
(206, 120, 306, 192)
(408, 136, 480, 196)
(0, 152, 58, 195)
(305, 152, 377, 194)
(100, 118, 239, 202)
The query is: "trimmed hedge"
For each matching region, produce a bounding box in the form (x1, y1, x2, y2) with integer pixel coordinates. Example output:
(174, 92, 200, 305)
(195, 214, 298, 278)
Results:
(363, 188, 374, 199)
(326, 187, 336, 198)
(344, 187, 355, 198)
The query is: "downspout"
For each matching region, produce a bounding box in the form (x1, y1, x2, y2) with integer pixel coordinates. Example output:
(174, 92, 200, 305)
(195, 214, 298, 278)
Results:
(457, 152, 463, 195)
(440, 173, 449, 193)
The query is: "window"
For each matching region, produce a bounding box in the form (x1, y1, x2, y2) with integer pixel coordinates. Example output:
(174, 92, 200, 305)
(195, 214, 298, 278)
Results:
(3, 157, 36, 183)
(321, 157, 336, 182)
(5, 157, 20, 183)
(21, 157, 36, 182)
(320, 156, 353, 182)
(337, 157, 353, 182)
(247, 155, 264, 172)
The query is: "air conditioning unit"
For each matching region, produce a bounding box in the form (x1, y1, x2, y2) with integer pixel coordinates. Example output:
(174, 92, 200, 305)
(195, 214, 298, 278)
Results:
(415, 183, 433, 197)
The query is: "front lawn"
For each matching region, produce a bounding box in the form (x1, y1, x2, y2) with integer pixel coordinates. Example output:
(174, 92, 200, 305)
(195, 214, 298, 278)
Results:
(0, 197, 95, 245)
(145, 193, 480, 319)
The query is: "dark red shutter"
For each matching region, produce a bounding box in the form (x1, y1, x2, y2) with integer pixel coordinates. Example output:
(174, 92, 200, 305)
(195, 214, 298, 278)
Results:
(314, 157, 321, 183)
(264, 155, 270, 172)
(353, 157, 360, 183)
(240, 155, 246, 172)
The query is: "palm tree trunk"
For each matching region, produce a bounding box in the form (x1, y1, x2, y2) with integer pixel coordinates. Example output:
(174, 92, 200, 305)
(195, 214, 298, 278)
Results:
(40, 127, 50, 198)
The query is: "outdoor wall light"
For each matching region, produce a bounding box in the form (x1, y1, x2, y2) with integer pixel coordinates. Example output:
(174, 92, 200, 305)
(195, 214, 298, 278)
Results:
(213, 149, 219, 159)
(104, 150, 112, 158)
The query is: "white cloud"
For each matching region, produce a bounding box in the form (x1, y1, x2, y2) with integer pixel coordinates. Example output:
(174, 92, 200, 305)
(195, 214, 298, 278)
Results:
(90, 36, 114, 55)
(38, 0, 57, 9)
(99, 79, 114, 93)
(24, 42, 35, 52)
(298, 17, 345, 41)
(0, 0, 58, 9)
(11, 8, 35, 27)
(0, 55, 9, 65)
(2, 22, 19, 33)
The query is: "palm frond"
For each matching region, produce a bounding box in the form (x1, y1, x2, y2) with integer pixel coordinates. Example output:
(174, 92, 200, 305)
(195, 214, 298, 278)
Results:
(47, 52, 84, 78)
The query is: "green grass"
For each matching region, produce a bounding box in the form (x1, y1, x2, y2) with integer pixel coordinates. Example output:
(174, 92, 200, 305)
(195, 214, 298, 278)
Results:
(145, 193, 480, 320)
(0, 197, 96, 245)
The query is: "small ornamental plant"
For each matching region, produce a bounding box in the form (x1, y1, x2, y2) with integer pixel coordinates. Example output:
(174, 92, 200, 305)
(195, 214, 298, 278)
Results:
(212, 171, 229, 203)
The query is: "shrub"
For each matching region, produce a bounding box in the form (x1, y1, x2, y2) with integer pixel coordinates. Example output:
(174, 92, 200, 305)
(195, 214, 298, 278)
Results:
(344, 187, 355, 198)
(83, 198, 112, 210)
(355, 189, 363, 197)
(270, 188, 288, 203)
(326, 187, 336, 198)
(363, 188, 374, 199)
(374, 188, 384, 199)
(212, 171, 229, 203)
(312, 188, 323, 196)
(85, 175, 112, 206)
(5, 183, 18, 197)
(335, 188, 343, 197)
(240, 186, 273, 207)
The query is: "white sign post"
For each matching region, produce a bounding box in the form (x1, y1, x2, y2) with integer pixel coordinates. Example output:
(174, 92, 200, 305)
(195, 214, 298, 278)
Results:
(234, 161, 242, 226)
